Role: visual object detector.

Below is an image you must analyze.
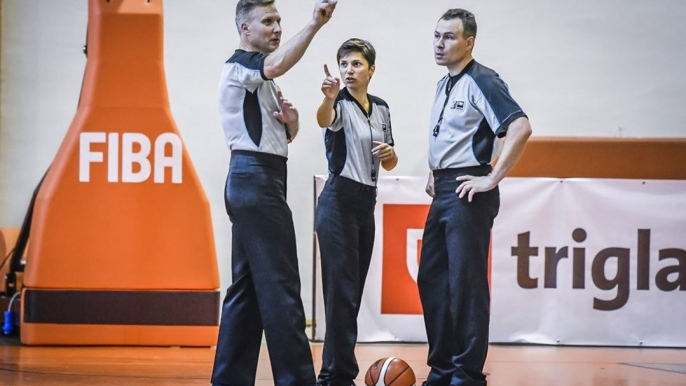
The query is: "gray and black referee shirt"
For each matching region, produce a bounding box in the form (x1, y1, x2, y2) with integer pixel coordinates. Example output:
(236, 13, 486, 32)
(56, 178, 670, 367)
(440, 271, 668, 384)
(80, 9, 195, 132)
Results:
(219, 49, 290, 157)
(324, 88, 394, 186)
(429, 60, 526, 170)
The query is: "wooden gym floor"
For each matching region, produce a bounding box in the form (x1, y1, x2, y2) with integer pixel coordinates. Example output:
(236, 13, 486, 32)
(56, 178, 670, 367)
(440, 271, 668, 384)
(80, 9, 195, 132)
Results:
(1, 334, 686, 386)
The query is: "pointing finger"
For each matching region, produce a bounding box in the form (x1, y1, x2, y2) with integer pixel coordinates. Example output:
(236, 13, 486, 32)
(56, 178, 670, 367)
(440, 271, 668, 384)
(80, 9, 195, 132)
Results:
(324, 64, 332, 77)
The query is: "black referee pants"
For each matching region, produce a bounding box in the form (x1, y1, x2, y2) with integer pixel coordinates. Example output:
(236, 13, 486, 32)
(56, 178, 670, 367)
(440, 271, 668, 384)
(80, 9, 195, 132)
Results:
(315, 175, 377, 386)
(418, 165, 500, 386)
(211, 150, 315, 386)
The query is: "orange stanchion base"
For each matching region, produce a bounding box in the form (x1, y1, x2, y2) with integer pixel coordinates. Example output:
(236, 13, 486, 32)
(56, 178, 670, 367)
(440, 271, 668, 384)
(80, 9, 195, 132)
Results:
(20, 289, 219, 346)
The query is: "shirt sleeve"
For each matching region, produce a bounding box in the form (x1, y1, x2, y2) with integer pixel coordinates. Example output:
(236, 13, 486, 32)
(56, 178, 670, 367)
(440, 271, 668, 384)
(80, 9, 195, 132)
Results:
(469, 73, 526, 138)
(384, 109, 395, 147)
(232, 51, 269, 93)
(328, 98, 344, 132)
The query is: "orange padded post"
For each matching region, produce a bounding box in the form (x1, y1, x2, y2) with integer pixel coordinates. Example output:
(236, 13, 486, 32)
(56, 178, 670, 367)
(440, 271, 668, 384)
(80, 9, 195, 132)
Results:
(21, 0, 219, 346)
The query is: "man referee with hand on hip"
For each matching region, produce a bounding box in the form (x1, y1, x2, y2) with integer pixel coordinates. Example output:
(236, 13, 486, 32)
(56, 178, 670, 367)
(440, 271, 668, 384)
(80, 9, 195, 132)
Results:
(418, 8, 532, 386)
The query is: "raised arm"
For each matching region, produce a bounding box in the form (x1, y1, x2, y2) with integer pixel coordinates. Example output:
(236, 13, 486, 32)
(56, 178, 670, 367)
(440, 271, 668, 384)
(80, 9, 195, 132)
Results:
(264, 0, 337, 79)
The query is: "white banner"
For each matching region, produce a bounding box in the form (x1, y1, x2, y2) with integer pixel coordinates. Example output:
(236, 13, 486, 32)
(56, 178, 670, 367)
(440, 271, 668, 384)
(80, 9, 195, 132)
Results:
(312, 176, 686, 347)
(491, 178, 686, 346)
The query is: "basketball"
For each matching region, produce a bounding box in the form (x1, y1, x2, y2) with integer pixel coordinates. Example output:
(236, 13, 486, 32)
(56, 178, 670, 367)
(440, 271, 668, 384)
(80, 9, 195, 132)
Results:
(364, 357, 416, 386)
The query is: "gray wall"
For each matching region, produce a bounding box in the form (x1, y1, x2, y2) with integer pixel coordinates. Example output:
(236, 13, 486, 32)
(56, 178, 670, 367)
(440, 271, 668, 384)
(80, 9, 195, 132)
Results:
(2, 0, 686, 317)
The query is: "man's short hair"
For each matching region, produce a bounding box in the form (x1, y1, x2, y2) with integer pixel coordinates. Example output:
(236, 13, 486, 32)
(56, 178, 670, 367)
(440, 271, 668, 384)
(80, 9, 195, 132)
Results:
(336, 38, 376, 67)
(440, 8, 477, 39)
(235, 0, 275, 33)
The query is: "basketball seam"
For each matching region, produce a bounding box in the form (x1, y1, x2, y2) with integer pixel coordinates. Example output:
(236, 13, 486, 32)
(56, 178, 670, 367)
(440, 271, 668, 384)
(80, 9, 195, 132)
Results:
(386, 366, 410, 386)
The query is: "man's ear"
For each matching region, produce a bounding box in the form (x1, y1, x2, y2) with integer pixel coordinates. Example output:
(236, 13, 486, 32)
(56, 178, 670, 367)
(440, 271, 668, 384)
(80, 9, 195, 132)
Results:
(466, 36, 475, 50)
(240, 22, 250, 36)
(369, 64, 376, 80)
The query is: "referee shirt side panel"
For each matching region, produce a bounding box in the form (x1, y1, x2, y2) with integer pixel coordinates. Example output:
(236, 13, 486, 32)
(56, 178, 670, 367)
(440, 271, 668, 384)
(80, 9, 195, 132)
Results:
(219, 50, 289, 157)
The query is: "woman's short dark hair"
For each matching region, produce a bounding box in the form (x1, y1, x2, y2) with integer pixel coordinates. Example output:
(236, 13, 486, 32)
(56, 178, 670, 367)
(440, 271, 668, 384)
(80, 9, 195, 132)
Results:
(336, 38, 376, 67)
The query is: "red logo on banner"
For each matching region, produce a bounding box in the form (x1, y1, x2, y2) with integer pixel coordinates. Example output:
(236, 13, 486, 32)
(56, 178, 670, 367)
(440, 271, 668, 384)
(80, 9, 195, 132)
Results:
(381, 204, 493, 315)
(381, 204, 430, 314)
